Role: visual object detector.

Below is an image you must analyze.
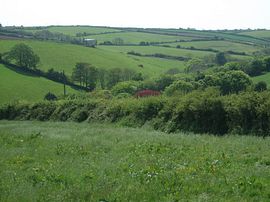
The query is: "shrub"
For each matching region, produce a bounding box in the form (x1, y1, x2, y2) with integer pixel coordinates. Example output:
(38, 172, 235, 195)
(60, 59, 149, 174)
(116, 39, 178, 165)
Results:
(44, 92, 57, 101)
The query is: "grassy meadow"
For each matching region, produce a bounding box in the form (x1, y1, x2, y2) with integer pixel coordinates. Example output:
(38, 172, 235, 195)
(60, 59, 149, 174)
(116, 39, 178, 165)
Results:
(0, 121, 269, 201)
(0, 39, 186, 76)
(240, 30, 270, 39)
(0, 64, 77, 104)
(22, 26, 122, 36)
(169, 40, 261, 54)
(89, 31, 199, 44)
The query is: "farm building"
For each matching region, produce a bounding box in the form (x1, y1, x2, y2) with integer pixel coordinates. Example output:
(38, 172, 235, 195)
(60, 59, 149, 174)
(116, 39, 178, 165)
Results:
(84, 38, 97, 47)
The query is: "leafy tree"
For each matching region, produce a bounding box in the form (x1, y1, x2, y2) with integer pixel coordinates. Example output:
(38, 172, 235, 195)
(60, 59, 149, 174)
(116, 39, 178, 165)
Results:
(155, 75, 175, 91)
(165, 80, 194, 96)
(185, 58, 208, 73)
(113, 37, 124, 45)
(7, 43, 40, 68)
(199, 70, 252, 94)
(44, 92, 57, 101)
(72, 63, 86, 86)
(72, 63, 98, 90)
(215, 52, 227, 65)
(111, 81, 140, 96)
(254, 81, 267, 92)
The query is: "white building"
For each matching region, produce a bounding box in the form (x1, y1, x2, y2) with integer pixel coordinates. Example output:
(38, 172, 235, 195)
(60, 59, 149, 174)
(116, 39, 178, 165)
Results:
(84, 39, 97, 47)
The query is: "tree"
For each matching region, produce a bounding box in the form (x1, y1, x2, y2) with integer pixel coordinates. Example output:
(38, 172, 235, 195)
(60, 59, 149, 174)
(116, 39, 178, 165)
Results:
(215, 52, 227, 66)
(72, 63, 98, 90)
(44, 92, 57, 101)
(113, 37, 124, 45)
(72, 63, 86, 86)
(165, 80, 194, 96)
(254, 81, 267, 92)
(7, 43, 40, 68)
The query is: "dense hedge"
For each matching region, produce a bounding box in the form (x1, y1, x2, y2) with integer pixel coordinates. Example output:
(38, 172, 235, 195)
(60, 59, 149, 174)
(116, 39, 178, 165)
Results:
(1, 90, 270, 136)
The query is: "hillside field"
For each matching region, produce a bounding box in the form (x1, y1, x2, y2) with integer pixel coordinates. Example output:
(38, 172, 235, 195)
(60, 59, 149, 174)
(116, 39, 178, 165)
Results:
(0, 39, 186, 76)
(0, 64, 77, 104)
(0, 121, 269, 201)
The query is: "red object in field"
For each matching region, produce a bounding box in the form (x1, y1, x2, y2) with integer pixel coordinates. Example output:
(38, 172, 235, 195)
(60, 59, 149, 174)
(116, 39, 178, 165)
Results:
(135, 90, 160, 98)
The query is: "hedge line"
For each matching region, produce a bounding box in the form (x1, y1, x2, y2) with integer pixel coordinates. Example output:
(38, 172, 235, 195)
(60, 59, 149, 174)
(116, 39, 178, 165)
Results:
(1, 90, 270, 136)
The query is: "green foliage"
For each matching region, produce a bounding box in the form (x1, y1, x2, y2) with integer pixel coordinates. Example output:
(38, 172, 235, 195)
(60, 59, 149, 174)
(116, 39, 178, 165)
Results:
(201, 70, 252, 94)
(254, 81, 267, 92)
(2, 90, 270, 136)
(111, 81, 141, 96)
(165, 80, 194, 96)
(44, 92, 57, 101)
(7, 43, 40, 68)
(215, 52, 227, 65)
(72, 63, 98, 90)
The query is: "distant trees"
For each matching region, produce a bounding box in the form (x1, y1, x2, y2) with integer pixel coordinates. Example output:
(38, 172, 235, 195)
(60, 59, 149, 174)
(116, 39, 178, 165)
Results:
(7, 43, 40, 68)
(215, 52, 227, 66)
(254, 81, 267, 92)
(72, 63, 98, 90)
(113, 38, 124, 45)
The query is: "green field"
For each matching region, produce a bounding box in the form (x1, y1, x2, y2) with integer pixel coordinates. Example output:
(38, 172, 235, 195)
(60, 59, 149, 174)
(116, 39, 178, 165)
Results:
(89, 31, 199, 44)
(22, 26, 122, 36)
(147, 29, 269, 45)
(101, 45, 215, 58)
(0, 64, 77, 104)
(0, 39, 186, 76)
(0, 121, 269, 201)
(240, 30, 270, 39)
(169, 40, 261, 54)
(253, 72, 270, 86)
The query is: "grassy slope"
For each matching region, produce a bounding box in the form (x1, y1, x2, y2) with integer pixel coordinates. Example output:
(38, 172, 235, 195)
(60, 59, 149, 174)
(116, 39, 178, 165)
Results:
(252, 72, 270, 86)
(90, 31, 199, 44)
(0, 39, 186, 76)
(0, 64, 77, 104)
(240, 30, 270, 39)
(22, 26, 122, 36)
(154, 29, 269, 45)
(169, 40, 261, 54)
(100, 45, 215, 58)
(0, 121, 269, 201)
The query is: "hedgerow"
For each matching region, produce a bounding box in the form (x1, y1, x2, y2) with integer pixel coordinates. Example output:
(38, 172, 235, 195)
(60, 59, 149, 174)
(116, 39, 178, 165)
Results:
(1, 90, 270, 136)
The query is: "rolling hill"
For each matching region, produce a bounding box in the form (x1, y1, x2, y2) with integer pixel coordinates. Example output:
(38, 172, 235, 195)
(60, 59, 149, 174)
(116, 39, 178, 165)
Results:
(0, 64, 77, 104)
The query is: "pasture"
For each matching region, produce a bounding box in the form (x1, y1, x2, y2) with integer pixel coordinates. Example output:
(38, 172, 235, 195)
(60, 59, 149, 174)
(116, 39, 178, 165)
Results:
(89, 31, 199, 44)
(240, 30, 270, 40)
(169, 40, 262, 54)
(0, 121, 269, 201)
(0, 39, 186, 76)
(21, 26, 122, 36)
(0, 64, 77, 104)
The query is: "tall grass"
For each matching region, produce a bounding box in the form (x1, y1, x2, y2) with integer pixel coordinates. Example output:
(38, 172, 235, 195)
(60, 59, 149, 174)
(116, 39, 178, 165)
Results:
(0, 121, 269, 201)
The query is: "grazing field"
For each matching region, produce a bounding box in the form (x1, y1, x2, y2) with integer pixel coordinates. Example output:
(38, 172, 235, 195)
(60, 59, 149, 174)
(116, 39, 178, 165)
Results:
(0, 121, 269, 201)
(140, 29, 269, 45)
(169, 40, 261, 54)
(22, 26, 122, 36)
(89, 31, 199, 44)
(0, 39, 185, 76)
(0, 64, 77, 104)
(252, 72, 270, 86)
(101, 45, 215, 58)
(240, 30, 270, 39)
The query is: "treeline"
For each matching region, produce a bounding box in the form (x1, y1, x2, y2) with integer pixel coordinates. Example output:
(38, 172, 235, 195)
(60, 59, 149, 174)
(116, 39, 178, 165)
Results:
(1, 89, 270, 136)
(71, 62, 143, 90)
(127, 51, 190, 61)
(0, 27, 87, 46)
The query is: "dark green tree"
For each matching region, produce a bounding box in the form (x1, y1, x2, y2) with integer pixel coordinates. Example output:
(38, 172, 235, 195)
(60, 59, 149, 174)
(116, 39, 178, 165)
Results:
(254, 81, 267, 92)
(215, 52, 227, 66)
(8, 43, 40, 68)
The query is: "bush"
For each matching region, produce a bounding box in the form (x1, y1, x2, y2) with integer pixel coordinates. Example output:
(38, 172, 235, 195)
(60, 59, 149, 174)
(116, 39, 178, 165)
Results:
(44, 92, 57, 101)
